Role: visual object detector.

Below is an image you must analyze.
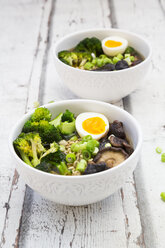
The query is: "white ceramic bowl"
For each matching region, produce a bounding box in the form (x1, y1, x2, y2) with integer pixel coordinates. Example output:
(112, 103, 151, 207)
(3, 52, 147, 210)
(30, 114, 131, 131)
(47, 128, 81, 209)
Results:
(53, 28, 152, 102)
(9, 100, 142, 206)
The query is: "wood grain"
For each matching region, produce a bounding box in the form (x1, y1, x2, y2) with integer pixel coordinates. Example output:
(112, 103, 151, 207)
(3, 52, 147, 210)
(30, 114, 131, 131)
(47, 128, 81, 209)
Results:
(1, 0, 164, 247)
(0, 1, 53, 247)
(18, 0, 143, 247)
(114, 0, 165, 247)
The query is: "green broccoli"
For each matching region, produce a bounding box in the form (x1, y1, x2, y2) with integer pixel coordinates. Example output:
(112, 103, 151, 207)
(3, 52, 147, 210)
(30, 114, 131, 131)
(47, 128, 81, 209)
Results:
(37, 149, 71, 175)
(22, 120, 39, 133)
(13, 132, 45, 167)
(35, 161, 54, 173)
(124, 46, 137, 56)
(58, 51, 79, 66)
(78, 52, 93, 67)
(38, 120, 62, 143)
(41, 150, 66, 164)
(74, 37, 103, 56)
(50, 110, 76, 135)
(30, 107, 52, 122)
(84, 62, 95, 70)
(22, 119, 62, 143)
(58, 51, 92, 68)
(62, 109, 75, 122)
(50, 113, 63, 128)
(60, 121, 76, 135)
(36, 161, 71, 175)
(41, 142, 59, 159)
(13, 137, 33, 166)
(60, 109, 76, 135)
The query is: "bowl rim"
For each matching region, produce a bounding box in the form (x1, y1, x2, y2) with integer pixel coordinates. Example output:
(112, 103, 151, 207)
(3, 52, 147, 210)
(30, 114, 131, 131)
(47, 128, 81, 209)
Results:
(9, 99, 142, 180)
(53, 27, 152, 74)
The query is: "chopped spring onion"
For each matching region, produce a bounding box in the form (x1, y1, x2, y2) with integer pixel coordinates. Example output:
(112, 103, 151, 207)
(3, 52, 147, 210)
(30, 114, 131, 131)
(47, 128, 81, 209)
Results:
(160, 192, 165, 202)
(113, 56, 120, 64)
(57, 162, 71, 175)
(76, 159, 87, 173)
(82, 150, 91, 161)
(70, 135, 78, 141)
(155, 147, 162, 154)
(86, 139, 99, 153)
(59, 145, 65, 152)
(161, 153, 165, 162)
(130, 56, 135, 62)
(66, 153, 76, 163)
(82, 135, 92, 142)
(117, 53, 123, 60)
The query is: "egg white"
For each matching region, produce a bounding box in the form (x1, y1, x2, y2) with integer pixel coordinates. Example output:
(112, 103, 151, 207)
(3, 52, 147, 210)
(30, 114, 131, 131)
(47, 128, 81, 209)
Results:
(75, 112, 109, 140)
(102, 36, 128, 57)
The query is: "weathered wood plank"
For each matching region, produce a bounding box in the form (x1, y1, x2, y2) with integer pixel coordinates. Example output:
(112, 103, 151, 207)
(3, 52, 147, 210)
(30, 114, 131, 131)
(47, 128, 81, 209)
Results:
(18, 0, 144, 247)
(114, 0, 165, 247)
(0, 1, 54, 247)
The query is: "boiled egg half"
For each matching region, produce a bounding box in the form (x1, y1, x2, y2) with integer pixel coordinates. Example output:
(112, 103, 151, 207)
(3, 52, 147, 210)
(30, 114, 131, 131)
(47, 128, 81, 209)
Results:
(102, 36, 128, 56)
(75, 112, 109, 140)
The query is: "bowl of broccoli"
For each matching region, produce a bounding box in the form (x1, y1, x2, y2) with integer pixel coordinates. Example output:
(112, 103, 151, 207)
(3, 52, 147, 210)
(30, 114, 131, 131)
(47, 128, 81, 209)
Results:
(9, 99, 142, 206)
(53, 28, 152, 102)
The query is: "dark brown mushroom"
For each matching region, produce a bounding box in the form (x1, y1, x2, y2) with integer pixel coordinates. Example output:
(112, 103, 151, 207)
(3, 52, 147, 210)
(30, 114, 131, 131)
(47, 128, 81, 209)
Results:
(99, 139, 111, 151)
(109, 135, 124, 147)
(109, 120, 126, 139)
(83, 162, 108, 175)
(109, 135, 134, 155)
(123, 141, 134, 155)
(93, 147, 128, 168)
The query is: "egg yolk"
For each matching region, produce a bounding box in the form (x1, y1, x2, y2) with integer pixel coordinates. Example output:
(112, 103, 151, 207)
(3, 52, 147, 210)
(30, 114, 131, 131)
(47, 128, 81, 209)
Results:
(82, 117, 106, 135)
(105, 40, 122, 48)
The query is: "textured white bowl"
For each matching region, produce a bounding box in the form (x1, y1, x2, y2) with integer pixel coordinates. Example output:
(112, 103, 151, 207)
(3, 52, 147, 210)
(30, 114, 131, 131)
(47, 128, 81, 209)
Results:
(9, 100, 142, 206)
(53, 28, 152, 102)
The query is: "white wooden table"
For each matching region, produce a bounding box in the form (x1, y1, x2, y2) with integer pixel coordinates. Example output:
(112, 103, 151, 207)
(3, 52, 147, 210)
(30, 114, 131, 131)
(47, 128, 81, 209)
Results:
(0, 0, 165, 247)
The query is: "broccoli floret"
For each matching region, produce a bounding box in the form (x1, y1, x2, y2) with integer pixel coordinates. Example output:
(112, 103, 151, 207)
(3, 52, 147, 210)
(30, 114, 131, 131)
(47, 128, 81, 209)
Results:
(36, 161, 71, 175)
(50, 110, 76, 135)
(14, 132, 45, 167)
(58, 51, 92, 68)
(13, 137, 33, 166)
(60, 110, 76, 135)
(84, 62, 95, 70)
(58, 51, 79, 66)
(22, 120, 39, 133)
(74, 37, 103, 56)
(62, 109, 75, 122)
(41, 150, 66, 164)
(41, 142, 59, 158)
(35, 161, 54, 173)
(124, 46, 137, 56)
(50, 113, 63, 128)
(22, 119, 62, 143)
(36, 149, 71, 175)
(60, 121, 76, 135)
(35, 142, 60, 173)
(78, 52, 93, 67)
(39, 120, 62, 143)
(30, 107, 52, 122)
